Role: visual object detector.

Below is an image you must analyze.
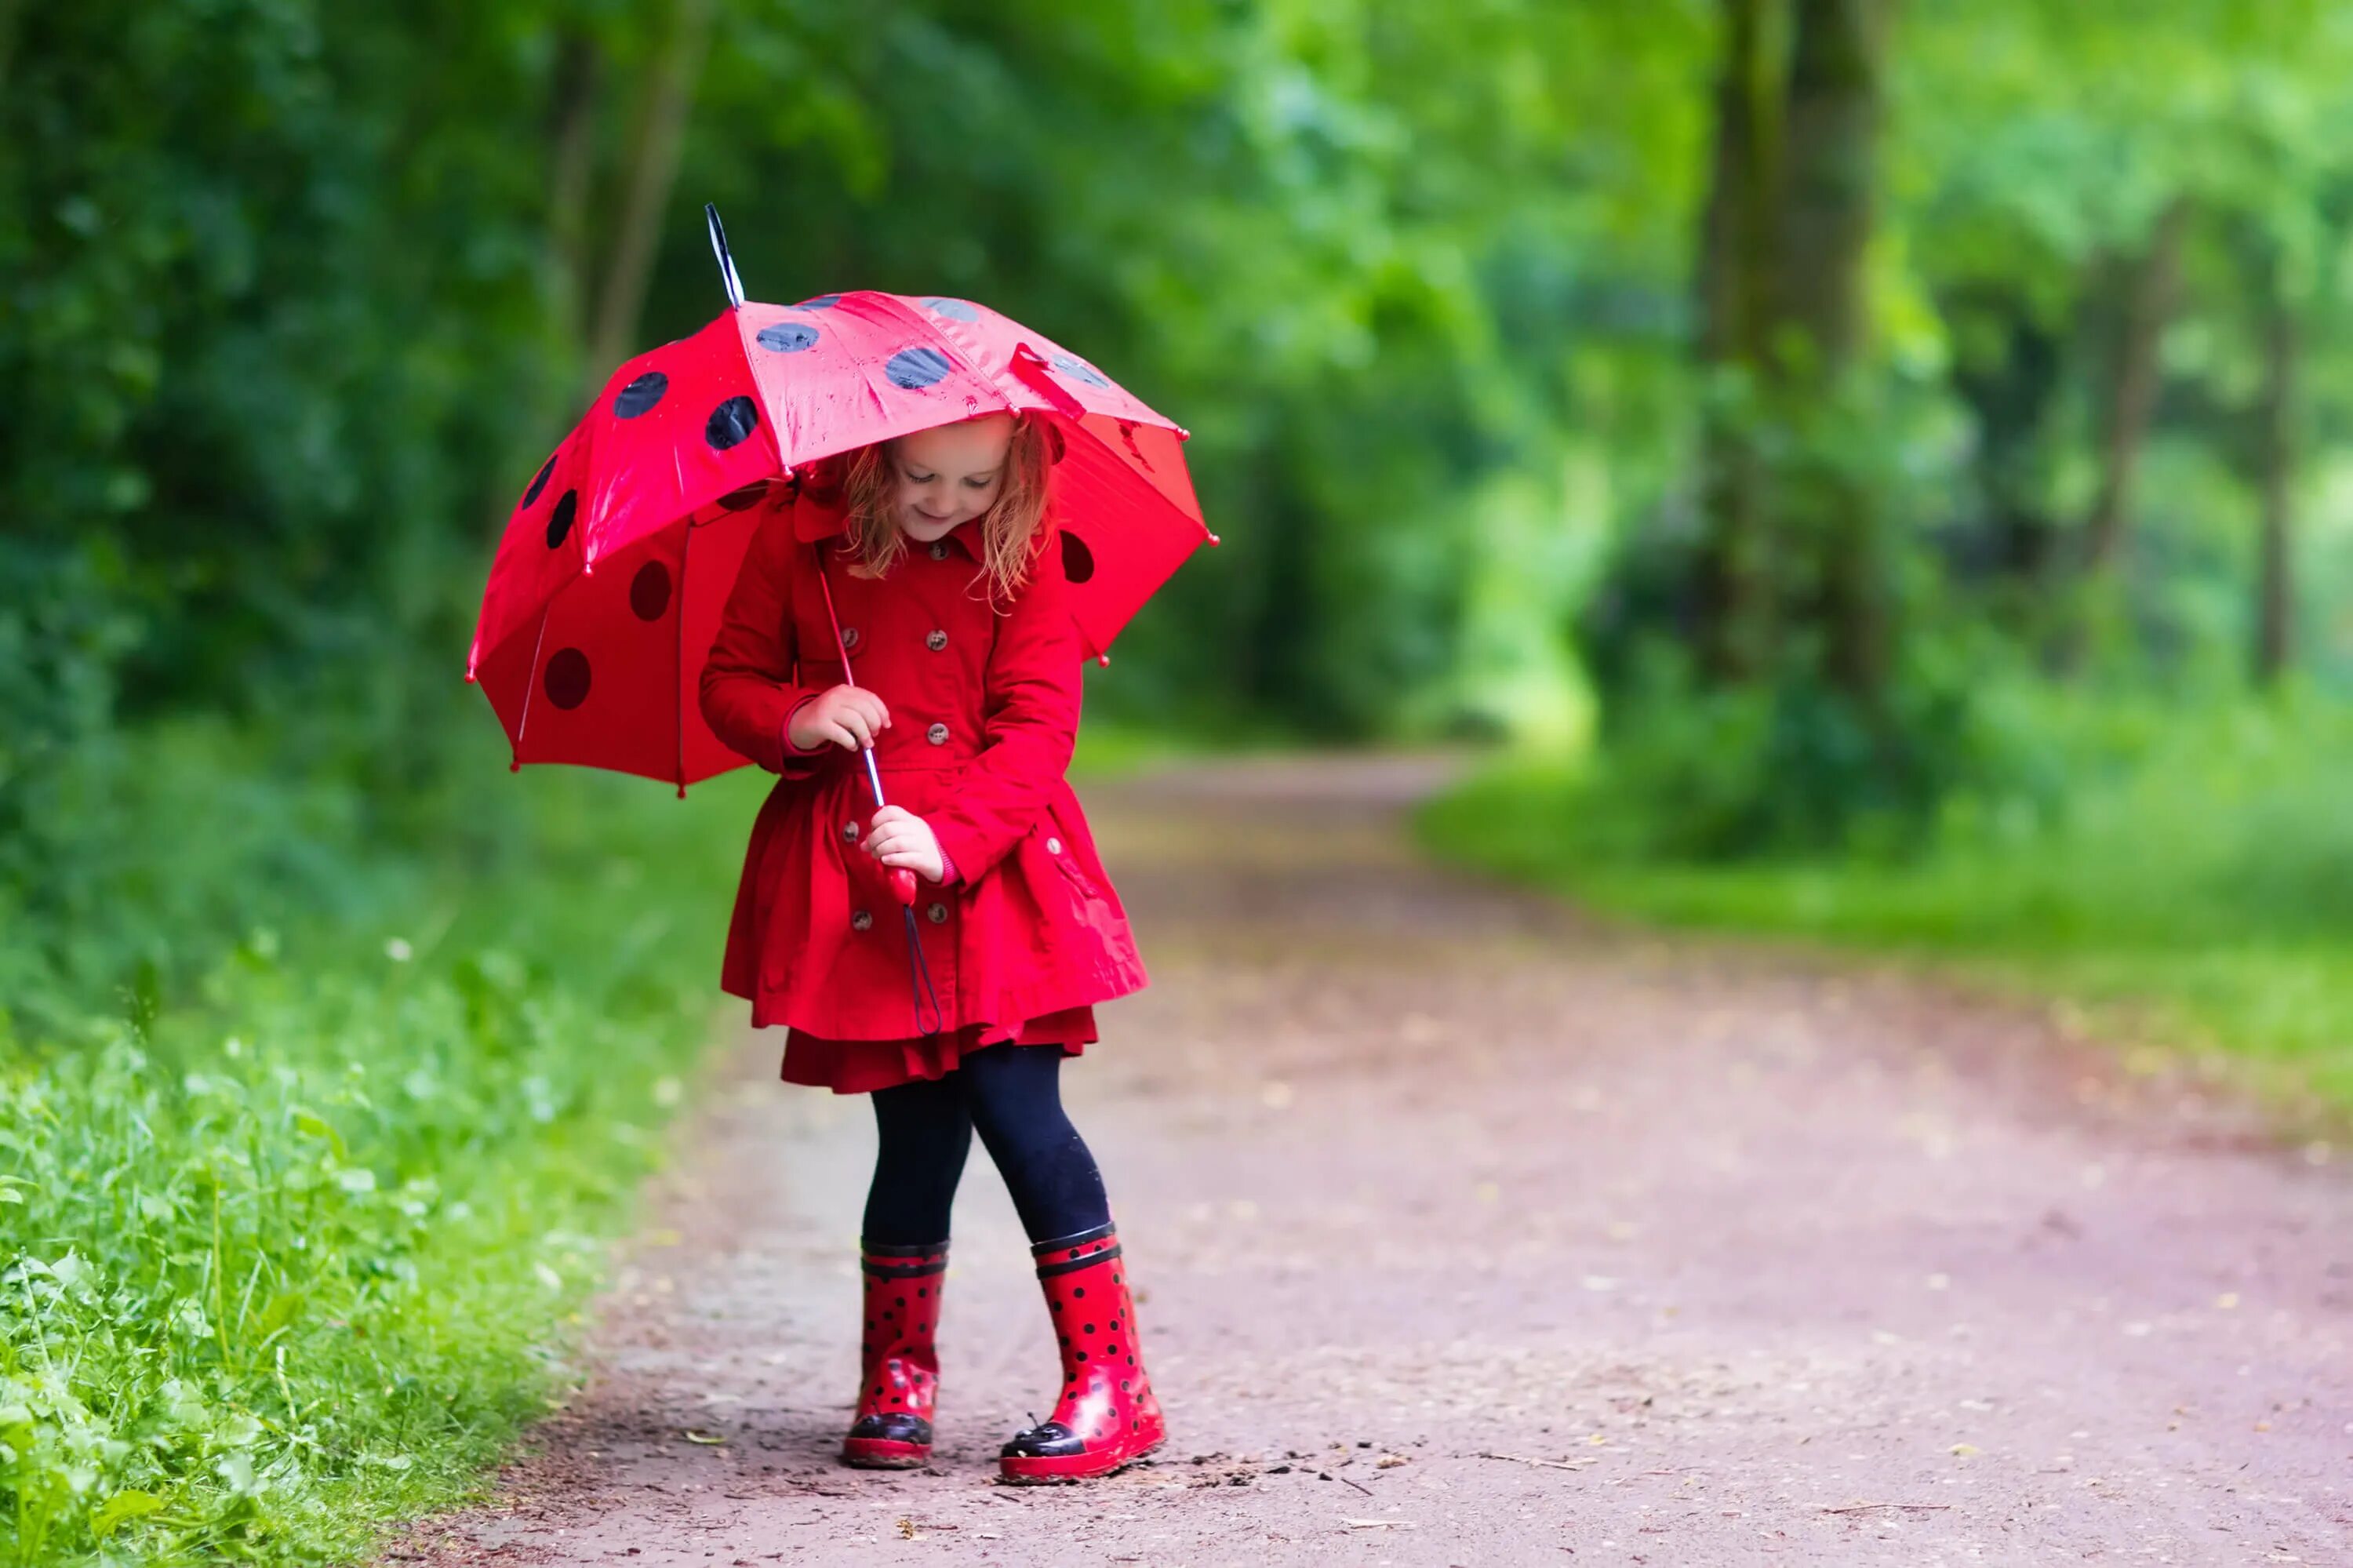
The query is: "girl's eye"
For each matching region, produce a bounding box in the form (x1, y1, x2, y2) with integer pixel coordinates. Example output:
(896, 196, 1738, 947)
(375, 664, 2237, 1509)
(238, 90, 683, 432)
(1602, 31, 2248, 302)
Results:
(904, 471, 933, 483)
(962, 476, 995, 489)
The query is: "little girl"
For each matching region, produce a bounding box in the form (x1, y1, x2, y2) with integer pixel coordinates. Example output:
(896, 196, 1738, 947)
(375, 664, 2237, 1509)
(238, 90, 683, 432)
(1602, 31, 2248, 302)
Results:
(696, 411, 1162, 1483)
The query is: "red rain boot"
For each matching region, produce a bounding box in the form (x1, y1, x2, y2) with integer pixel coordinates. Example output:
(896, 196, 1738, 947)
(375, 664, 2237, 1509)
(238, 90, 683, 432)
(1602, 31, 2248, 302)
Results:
(998, 1222, 1166, 1483)
(840, 1239, 947, 1469)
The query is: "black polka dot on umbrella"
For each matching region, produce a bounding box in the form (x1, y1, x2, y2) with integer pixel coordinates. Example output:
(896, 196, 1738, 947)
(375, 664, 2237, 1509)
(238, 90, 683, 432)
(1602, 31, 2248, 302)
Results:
(705, 395, 759, 451)
(756, 322, 819, 353)
(797, 293, 841, 309)
(613, 371, 668, 418)
(922, 297, 979, 322)
(543, 648, 591, 709)
(1052, 353, 1109, 387)
(1061, 530, 1095, 584)
(522, 451, 558, 509)
(545, 489, 579, 550)
(630, 561, 671, 621)
(715, 479, 771, 511)
(885, 347, 952, 390)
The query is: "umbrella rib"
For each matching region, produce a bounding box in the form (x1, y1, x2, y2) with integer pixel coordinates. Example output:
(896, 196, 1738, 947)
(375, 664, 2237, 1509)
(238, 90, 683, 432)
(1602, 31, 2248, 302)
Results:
(675, 520, 690, 798)
(512, 601, 552, 766)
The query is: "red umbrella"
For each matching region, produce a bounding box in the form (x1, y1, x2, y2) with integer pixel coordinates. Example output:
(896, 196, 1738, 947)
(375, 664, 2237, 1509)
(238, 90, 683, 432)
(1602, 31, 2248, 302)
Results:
(466, 207, 1213, 795)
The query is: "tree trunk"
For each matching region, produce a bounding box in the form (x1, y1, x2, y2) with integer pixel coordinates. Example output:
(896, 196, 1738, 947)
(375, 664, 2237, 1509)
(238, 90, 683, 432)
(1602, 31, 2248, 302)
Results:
(546, 27, 602, 343)
(2254, 278, 2297, 686)
(2082, 198, 2188, 577)
(1776, 0, 1882, 377)
(1693, 0, 1780, 680)
(586, 0, 716, 385)
(0, 0, 24, 97)
(1777, 0, 1887, 698)
(1696, 0, 1777, 367)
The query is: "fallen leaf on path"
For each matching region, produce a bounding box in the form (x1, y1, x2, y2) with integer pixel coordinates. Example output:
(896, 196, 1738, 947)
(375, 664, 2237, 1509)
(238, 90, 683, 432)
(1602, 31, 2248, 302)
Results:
(1376, 1454, 1409, 1468)
(682, 1430, 726, 1446)
(1342, 1519, 1416, 1530)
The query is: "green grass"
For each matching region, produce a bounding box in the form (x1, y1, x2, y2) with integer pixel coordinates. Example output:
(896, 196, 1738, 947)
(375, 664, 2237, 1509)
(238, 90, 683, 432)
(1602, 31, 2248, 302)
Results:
(1416, 699, 2353, 1114)
(0, 724, 765, 1564)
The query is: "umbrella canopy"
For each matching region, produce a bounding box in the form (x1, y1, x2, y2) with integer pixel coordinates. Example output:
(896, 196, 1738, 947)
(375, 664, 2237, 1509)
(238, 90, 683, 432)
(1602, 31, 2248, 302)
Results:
(467, 233, 1212, 792)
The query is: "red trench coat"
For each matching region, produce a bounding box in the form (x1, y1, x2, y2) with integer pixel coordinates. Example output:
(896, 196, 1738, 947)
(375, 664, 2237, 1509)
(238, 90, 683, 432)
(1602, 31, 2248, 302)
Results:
(696, 482, 1147, 1083)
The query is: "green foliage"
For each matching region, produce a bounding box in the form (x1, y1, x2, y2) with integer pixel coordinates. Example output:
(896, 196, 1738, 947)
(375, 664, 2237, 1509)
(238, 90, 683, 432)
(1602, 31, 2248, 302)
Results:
(0, 714, 742, 1563)
(9, 0, 2353, 1544)
(1419, 693, 2353, 1104)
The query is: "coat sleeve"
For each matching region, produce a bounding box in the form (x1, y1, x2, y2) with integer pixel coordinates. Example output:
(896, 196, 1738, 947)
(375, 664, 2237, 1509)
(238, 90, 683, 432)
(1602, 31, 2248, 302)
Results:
(698, 508, 830, 780)
(926, 549, 1081, 882)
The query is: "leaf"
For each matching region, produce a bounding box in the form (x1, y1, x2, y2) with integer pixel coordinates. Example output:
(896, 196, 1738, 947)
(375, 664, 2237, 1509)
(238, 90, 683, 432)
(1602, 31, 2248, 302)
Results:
(255, 1290, 304, 1341)
(682, 1429, 726, 1446)
(293, 1111, 349, 1161)
(90, 1490, 165, 1541)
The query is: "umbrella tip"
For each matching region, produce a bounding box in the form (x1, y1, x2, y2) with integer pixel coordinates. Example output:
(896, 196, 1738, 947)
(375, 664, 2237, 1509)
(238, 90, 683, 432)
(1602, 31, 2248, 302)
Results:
(705, 202, 747, 310)
(676, 784, 687, 800)
(509, 758, 522, 773)
(1097, 653, 1111, 667)
(1206, 533, 1222, 546)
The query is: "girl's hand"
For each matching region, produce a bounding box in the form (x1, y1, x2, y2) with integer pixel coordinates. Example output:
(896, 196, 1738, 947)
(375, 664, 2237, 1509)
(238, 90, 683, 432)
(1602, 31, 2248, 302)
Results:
(790, 684, 891, 751)
(862, 806, 946, 883)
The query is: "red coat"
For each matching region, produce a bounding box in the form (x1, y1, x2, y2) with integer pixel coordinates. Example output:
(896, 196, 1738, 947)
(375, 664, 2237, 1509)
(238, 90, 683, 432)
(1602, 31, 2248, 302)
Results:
(697, 484, 1147, 1046)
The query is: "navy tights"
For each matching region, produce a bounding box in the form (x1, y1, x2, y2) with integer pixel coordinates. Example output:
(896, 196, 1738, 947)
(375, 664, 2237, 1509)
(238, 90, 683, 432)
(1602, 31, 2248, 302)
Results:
(862, 1043, 1111, 1246)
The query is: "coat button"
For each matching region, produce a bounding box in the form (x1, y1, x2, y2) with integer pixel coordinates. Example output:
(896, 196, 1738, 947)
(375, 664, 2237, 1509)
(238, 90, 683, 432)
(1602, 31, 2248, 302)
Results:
(926, 629, 948, 652)
(1046, 836, 1062, 855)
(841, 821, 860, 843)
(850, 909, 874, 932)
(926, 722, 949, 746)
(841, 626, 860, 650)
(926, 901, 948, 924)
(928, 541, 948, 560)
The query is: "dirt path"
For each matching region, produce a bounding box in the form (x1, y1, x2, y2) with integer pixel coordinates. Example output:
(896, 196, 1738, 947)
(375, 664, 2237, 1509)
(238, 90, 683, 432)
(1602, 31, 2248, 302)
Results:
(401, 754, 2352, 1566)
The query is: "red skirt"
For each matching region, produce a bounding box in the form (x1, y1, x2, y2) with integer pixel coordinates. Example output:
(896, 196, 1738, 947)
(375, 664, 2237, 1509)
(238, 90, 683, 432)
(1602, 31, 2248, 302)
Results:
(780, 1006, 1098, 1096)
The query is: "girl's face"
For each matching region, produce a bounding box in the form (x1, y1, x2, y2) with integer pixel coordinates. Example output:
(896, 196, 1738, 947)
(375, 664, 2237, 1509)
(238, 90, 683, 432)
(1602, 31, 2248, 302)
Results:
(889, 416, 1015, 544)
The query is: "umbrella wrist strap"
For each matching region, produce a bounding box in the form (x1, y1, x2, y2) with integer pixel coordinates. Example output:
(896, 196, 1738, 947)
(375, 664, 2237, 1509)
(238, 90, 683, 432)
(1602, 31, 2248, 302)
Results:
(904, 908, 944, 1038)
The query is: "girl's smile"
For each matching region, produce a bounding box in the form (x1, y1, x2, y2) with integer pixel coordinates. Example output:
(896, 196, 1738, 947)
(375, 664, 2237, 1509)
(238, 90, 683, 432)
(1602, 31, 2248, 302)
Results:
(890, 414, 1015, 543)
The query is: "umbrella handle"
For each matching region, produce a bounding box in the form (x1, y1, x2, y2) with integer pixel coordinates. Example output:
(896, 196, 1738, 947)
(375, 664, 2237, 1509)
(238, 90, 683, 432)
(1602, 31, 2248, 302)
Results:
(860, 748, 918, 906)
(822, 548, 918, 908)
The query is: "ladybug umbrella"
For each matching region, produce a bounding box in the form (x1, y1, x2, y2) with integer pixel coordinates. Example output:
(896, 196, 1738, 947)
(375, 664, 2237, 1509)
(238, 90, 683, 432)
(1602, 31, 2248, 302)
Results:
(466, 208, 1212, 1034)
(466, 205, 1213, 795)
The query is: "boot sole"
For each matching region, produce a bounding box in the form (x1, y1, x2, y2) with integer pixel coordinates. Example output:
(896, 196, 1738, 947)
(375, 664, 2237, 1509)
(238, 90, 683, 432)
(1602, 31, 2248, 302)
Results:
(842, 1439, 930, 1469)
(996, 1432, 1166, 1485)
